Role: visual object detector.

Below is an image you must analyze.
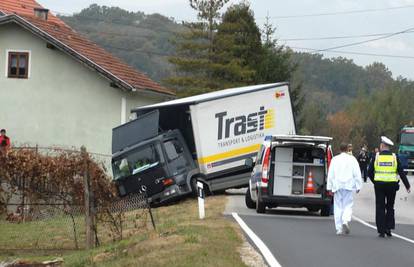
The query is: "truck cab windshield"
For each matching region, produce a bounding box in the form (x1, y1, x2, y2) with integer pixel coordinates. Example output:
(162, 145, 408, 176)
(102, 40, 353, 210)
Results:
(401, 133, 414, 146)
(112, 144, 163, 180)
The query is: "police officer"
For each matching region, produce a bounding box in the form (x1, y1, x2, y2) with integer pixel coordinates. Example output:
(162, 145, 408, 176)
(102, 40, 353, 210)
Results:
(368, 136, 411, 238)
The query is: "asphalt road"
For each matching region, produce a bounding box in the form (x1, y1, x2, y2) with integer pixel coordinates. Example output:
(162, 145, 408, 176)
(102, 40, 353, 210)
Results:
(224, 176, 414, 267)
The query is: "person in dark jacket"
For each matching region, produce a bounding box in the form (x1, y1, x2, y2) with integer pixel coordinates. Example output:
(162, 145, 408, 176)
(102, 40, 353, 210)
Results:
(367, 136, 411, 238)
(357, 145, 369, 182)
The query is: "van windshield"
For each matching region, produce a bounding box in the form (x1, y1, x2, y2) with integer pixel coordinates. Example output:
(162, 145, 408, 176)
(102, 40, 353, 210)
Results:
(112, 144, 163, 180)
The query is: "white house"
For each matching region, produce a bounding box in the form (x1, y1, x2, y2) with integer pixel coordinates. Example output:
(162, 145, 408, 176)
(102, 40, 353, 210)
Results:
(0, 0, 175, 156)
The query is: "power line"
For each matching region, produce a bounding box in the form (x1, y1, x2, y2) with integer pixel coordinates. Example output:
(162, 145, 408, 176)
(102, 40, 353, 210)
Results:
(259, 4, 414, 19)
(315, 26, 414, 52)
(291, 46, 414, 59)
(50, 9, 414, 60)
(103, 42, 414, 60)
(279, 31, 414, 41)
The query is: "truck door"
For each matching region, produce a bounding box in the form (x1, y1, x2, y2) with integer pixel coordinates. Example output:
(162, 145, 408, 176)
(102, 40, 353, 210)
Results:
(112, 143, 167, 197)
(163, 138, 192, 179)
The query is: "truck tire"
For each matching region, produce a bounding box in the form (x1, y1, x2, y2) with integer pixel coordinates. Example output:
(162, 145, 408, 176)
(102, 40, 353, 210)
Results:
(320, 205, 330, 217)
(256, 191, 266, 214)
(245, 188, 255, 209)
(190, 177, 199, 198)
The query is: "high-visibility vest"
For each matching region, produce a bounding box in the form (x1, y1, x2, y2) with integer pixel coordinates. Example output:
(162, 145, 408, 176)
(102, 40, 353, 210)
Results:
(374, 153, 398, 182)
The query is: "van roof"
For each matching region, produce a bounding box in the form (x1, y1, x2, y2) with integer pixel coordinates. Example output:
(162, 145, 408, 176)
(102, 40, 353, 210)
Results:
(271, 135, 332, 143)
(132, 82, 289, 112)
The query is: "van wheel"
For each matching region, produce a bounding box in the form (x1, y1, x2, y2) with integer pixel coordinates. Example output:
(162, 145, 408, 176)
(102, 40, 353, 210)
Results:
(307, 206, 320, 213)
(245, 188, 255, 209)
(256, 191, 266, 214)
(320, 205, 330, 217)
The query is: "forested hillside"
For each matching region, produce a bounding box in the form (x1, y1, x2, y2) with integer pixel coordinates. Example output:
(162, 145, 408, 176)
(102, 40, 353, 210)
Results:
(62, 5, 396, 112)
(61, 4, 182, 82)
(61, 4, 414, 151)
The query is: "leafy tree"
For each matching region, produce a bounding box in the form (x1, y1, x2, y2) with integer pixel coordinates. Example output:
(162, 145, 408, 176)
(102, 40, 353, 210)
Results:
(300, 102, 327, 136)
(364, 62, 393, 91)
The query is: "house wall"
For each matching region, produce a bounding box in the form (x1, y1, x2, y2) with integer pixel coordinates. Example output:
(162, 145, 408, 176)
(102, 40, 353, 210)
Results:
(0, 23, 167, 156)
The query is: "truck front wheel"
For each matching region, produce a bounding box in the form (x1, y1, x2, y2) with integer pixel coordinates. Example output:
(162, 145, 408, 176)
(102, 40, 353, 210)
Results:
(245, 188, 255, 209)
(190, 177, 210, 198)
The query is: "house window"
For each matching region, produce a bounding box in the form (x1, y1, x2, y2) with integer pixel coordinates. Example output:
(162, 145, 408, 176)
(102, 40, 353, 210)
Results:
(8, 52, 29, 78)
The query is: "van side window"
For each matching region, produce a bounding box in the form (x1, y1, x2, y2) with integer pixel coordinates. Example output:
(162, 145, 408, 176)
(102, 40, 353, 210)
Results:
(164, 140, 184, 161)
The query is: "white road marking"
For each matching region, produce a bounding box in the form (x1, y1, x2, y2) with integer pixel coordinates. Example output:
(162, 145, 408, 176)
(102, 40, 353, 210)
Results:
(232, 212, 282, 267)
(353, 215, 414, 244)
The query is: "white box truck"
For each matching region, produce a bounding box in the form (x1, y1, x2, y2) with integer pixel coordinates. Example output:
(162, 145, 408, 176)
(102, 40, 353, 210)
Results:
(111, 83, 296, 203)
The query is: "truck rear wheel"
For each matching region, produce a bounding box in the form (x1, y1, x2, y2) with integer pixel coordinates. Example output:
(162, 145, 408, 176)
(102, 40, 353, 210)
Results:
(245, 188, 255, 209)
(256, 191, 266, 214)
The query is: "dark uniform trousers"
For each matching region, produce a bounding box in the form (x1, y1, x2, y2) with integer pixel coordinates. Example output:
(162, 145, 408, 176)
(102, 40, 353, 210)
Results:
(374, 182, 399, 233)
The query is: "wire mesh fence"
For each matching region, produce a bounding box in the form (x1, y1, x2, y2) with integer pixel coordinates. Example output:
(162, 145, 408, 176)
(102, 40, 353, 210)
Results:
(96, 193, 156, 244)
(0, 145, 156, 251)
(0, 194, 155, 251)
(0, 204, 85, 250)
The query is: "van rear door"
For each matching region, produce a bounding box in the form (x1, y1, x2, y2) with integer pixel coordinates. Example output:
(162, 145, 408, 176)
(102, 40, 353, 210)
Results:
(270, 135, 332, 198)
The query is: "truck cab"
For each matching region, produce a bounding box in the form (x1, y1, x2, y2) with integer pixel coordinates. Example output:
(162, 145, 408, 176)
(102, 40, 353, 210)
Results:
(112, 111, 196, 203)
(399, 126, 414, 171)
(246, 135, 333, 216)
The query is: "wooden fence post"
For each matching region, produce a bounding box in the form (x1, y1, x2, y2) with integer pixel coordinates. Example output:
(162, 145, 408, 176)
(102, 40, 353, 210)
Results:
(81, 146, 95, 249)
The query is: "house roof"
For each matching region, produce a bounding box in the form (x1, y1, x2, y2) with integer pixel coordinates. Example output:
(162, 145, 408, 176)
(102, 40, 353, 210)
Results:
(0, 0, 65, 25)
(0, 0, 175, 97)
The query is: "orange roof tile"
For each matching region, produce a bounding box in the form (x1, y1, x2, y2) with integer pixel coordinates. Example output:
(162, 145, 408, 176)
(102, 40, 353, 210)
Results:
(0, 0, 65, 25)
(0, 0, 175, 96)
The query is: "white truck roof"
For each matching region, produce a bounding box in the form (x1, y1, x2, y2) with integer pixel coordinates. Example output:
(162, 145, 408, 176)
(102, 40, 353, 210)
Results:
(133, 82, 289, 111)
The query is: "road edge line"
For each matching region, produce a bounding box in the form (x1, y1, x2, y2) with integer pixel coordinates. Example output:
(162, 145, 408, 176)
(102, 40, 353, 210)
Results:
(232, 212, 282, 267)
(353, 215, 414, 244)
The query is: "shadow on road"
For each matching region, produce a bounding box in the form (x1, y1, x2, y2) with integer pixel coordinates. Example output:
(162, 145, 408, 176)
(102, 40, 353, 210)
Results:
(264, 208, 323, 217)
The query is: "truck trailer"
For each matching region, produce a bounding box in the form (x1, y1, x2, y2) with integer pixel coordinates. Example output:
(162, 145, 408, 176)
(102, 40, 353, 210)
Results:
(111, 83, 296, 203)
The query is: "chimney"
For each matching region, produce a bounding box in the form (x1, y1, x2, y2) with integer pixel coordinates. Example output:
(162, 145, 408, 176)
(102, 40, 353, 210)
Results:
(34, 7, 49, 21)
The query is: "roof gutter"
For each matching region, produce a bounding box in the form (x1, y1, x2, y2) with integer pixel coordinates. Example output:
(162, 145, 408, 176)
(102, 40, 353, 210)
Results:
(0, 14, 174, 98)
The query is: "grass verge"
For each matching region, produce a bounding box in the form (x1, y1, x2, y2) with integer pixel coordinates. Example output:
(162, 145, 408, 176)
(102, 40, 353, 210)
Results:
(0, 196, 247, 267)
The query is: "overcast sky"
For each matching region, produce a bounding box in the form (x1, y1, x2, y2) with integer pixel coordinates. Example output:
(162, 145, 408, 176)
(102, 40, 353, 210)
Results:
(38, 0, 414, 80)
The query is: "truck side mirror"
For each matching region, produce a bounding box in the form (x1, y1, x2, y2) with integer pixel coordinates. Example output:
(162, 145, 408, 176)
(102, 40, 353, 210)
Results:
(245, 158, 254, 168)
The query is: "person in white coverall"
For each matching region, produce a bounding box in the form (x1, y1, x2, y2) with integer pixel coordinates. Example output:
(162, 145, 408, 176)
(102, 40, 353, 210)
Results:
(327, 143, 363, 235)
